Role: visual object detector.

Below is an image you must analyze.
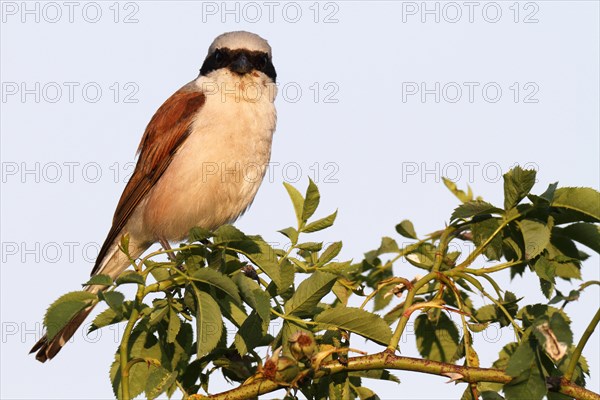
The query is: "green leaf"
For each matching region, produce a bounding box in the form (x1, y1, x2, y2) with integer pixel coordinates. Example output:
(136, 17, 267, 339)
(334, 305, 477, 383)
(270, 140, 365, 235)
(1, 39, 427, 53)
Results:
(315, 307, 392, 346)
(503, 166, 536, 209)
(354, 386, 380, 400)
(234, 312, 268, 355)
(115, 270, 145, 285)
(83, 274, 113, 286)
(552, 187, 600, 222)
(451, 201, 502, 221)
(232, 274, 271, 324)
(303, 178, 320, 221)
(443, 178, 473, 203)
(283, 182, 305, 225)
(89, 307, 126, 332)
(533, 256, 556, 284)
(561, 223, 600, 253)
(472, 218, 503, 260)
(230, 236, 293, 293)
(285, 271, 337, 317)
(44, 291, 97, 341)
(193, 289, 223, 357)
(110, 321, 162, 399)
(213, 225, 247, 244)
(318, 242, 343, 265)
(145, 367, 177, 400)
(518, 220, 551, 260)
(99, 291, 125, 314)
(297, 242, 323, 252)
(395, 220, 418, 239)
(505, 340, 535, 377)
(167, 308, 181, 344)
(190, 268, 241, 304)
(377, 237, 399, 255)
(189, 226, 213, 242)
(278, 227, 299, 244)
(414, 312, 460, 363)
(303, 210, 338, 233)
(503, 366, 547, 400)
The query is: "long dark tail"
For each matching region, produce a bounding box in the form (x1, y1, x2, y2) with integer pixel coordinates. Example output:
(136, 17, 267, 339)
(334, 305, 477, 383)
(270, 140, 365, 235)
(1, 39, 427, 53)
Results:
(30, 236, 149, 362)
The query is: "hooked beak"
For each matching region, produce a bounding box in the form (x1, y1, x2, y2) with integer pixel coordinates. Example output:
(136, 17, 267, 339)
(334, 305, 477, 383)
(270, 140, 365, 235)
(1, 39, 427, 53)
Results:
(229, 53, 252, 75)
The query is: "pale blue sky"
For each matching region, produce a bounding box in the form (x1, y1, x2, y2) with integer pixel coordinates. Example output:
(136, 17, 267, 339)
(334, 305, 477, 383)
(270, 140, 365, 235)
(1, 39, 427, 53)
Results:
(1, 1, 599, 399)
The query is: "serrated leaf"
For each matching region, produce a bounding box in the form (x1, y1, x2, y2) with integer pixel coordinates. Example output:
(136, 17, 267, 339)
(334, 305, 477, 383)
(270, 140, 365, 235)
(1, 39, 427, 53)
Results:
(318, 242, 343, 265)
(518, 220, 551, 260)
(229, 236, 293, 293)
(190, 268, 241, 304)
(285, 271, 337, 317)
(279, 227, 299, 244)
(193, 289, 223, 357)
(297, 242, 323, 252)
(89, 307, 126, 332)
(354, 386, 380, 400)
(110, 321, 162, 399)
(232, 274, 271, 324)
(304, 210, 338, 233)
(167, 308, 181, 343)
(303, 178, 320, 221)
(472, 218, 503, 260)
(503, 367, 547, 400)
(145, 367, 177, 400)
(552, 187, 600, 222)
(315, 307, 392, 346)
(505, 340, 535, 377)
(395, 220, 417, 239)
(533, 256, 556, 284)
(283, 182, 305, 225)
(99, 291, 125, 314)
(189, 226, 213, 242)
(503, 166, 536, 210)
(213, 225, 247, 244)
(443, 178, 473, 203)
(115, 270, 145, 285)
(84, 274, 113, 286)
(377, 237, 399, 255)
(415, 312, 460, 363)
(44, 291, 97, 341)
(234, 312, 268, 355)
(561, 223, 600, 253)
(451, 201, 502, 221)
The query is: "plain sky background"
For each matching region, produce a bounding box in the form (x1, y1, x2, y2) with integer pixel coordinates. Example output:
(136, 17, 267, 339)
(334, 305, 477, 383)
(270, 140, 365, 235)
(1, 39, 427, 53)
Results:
(1, 1, 599, 399)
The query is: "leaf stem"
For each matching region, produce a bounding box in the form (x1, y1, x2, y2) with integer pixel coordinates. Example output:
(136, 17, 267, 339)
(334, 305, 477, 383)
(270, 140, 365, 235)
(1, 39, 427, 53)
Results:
(564, 308, 600, 381)
(387, 272, 437, 353)
(455, 213, 521, 270)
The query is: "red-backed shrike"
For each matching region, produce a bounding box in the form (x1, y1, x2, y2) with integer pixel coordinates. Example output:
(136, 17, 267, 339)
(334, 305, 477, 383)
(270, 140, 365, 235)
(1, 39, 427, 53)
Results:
(31, 31, 277, 362)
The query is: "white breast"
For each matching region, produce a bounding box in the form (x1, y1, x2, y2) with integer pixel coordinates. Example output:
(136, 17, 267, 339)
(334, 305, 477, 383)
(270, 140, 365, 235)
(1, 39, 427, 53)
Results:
(140, 70, 277, 241)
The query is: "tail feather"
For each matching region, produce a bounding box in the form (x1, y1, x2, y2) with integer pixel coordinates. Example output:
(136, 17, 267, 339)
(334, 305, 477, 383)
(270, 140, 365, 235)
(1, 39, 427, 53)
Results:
(31, 237, 149, 362)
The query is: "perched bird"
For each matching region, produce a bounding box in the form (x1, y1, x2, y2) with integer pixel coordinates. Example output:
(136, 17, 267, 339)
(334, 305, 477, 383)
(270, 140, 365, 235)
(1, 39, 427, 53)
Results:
(31, 31, 278, 362)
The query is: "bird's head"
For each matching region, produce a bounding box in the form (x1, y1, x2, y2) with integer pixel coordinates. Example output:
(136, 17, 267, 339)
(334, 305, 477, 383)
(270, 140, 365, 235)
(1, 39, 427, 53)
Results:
(200, 31, 277, 84)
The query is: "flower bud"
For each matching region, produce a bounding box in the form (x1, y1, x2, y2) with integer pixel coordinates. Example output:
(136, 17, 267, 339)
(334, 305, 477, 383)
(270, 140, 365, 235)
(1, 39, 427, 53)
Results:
(288, 331, 317, 361)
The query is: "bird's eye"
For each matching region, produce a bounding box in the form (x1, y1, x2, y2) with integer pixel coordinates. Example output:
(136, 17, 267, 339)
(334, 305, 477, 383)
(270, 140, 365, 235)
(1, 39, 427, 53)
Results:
(260, 54, 269, 68)
(214, 49, 223, 63)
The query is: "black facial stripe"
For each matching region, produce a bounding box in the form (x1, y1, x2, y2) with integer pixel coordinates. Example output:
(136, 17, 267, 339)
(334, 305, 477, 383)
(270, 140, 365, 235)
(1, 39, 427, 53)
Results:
(200, 48, 277, 83)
